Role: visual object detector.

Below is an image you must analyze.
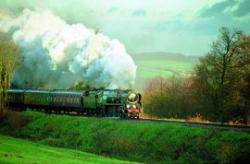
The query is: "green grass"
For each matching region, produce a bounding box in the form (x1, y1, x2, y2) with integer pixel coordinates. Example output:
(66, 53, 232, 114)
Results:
(1, 111, 250, 163)
(0, 134, 135, 164)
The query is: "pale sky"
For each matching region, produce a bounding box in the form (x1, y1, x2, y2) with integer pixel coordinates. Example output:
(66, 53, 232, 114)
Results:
(1, 0, 250, 56)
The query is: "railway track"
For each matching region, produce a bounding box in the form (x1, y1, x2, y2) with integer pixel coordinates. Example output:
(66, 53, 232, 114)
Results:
(125, 118, 250, 131)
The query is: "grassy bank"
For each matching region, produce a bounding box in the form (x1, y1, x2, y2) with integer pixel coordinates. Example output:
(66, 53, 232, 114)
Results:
(1, 111, 250, 163)
(0, 134, 134, 164)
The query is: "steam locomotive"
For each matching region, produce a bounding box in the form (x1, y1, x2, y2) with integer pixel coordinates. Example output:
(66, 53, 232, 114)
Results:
(7, 89, 142, 118)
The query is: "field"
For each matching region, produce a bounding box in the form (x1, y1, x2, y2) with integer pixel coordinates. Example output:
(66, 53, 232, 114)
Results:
(132, 52, 198, 89)
(1, 111, 249, 163)
(0, 134, 134, 164)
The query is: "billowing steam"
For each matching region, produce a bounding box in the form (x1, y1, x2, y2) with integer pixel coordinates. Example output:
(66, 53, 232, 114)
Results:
(0, 9, 137, 89)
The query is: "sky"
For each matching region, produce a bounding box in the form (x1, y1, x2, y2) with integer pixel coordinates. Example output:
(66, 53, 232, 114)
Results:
(0, 0, 250, 56)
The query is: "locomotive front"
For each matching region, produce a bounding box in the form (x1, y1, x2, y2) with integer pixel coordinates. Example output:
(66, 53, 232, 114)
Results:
(122, 91, 142, 119)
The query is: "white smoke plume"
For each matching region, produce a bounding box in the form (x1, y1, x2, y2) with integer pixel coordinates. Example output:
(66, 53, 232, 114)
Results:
(0, 9, 137, 89)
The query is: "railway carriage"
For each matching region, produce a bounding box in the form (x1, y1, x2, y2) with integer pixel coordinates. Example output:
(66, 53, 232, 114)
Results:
(50, 90, 83, 114)
(7, 89, 25, 110)
(24, 90, 50, 110)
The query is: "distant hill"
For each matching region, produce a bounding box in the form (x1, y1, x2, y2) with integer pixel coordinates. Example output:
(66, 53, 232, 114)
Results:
(133, 52, 198, 62)
(132, 52, 199, 90)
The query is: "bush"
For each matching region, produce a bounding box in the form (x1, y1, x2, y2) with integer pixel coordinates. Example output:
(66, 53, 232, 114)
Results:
(1, 111, 29, 134)
(143, 76, 197, 119)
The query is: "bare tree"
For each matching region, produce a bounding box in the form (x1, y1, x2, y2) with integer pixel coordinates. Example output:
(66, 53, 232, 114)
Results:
(194, 27, 248, 122)
(0, 33, 19, 118)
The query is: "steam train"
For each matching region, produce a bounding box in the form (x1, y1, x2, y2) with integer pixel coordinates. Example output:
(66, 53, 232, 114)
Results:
(7, 89, 142, 118)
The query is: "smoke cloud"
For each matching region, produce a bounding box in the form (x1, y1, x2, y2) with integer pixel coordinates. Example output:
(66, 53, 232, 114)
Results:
(0, 9, 137, 89)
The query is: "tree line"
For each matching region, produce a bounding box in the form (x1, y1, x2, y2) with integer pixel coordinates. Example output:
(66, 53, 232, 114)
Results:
(143, 27, 250, 124)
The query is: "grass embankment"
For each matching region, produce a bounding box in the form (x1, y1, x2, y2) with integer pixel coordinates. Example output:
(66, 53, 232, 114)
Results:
(1, 111, 250, 163)
(0, 134, 134, 164)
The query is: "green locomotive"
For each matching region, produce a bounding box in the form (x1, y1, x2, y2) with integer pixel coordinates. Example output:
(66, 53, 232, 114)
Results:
(7, 89, 142, 118)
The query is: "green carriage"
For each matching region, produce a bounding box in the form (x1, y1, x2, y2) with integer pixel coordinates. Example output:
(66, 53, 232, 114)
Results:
(24, 90, 51, 109)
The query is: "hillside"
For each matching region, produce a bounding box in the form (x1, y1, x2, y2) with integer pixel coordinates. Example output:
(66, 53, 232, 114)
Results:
(132, 52, 198, 89)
